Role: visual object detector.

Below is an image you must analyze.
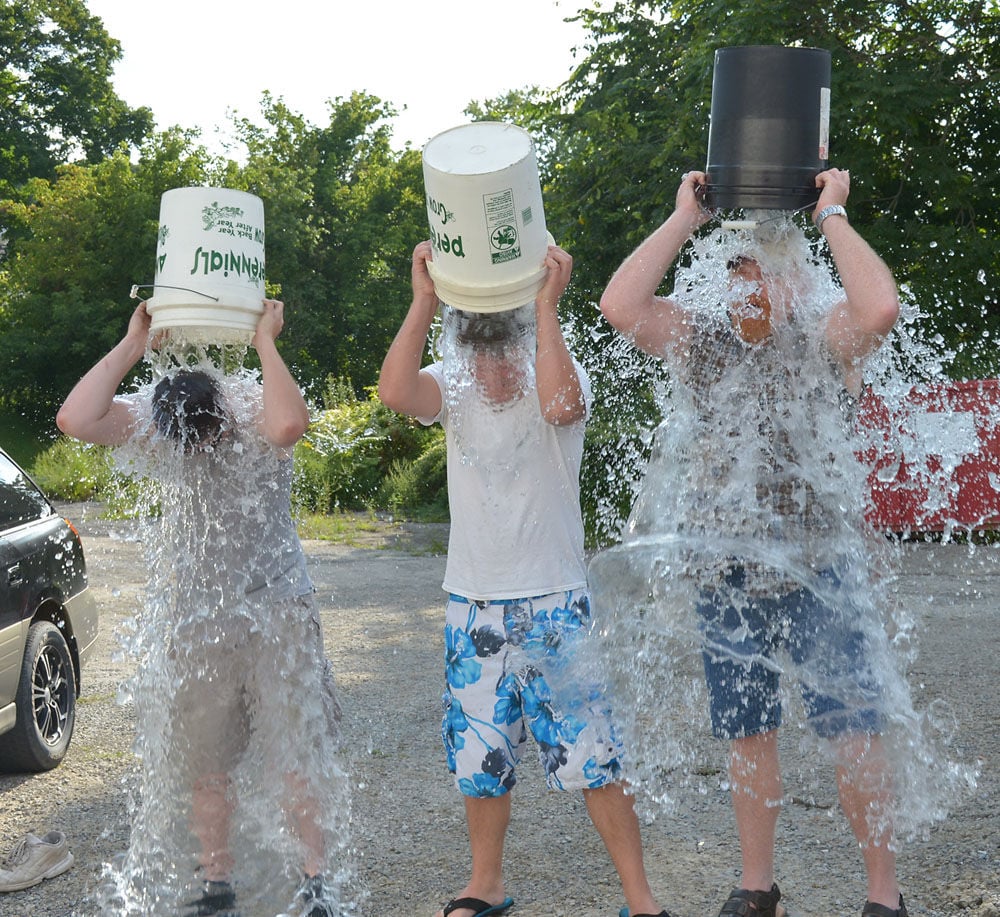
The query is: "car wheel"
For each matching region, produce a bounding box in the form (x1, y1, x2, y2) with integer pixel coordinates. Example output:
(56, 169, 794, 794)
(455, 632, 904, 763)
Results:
(0, 621, 77, 773)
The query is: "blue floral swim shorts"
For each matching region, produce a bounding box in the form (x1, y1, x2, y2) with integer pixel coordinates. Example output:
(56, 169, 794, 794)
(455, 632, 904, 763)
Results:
(442, 589, 624, 796)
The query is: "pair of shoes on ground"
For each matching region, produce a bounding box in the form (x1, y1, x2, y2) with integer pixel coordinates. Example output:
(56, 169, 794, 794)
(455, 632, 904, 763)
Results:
(442, 895, 515, 917)
(619, 908, 674, 917)
(0, 831, 74, 893)
(717, 883, 909, 917)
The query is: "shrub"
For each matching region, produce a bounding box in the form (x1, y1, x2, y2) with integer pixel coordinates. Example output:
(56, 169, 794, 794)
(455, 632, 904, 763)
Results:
(29, 438, 114, 501)
(293, 379, 445, 516)
(381, 434, 448, 521)
(30, 436, 156, 517)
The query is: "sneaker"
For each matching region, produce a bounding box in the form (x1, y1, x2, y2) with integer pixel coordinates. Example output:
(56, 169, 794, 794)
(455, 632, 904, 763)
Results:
(183, 878, 241, 916)
(286, 874, 337, 917)
(0, 831, 74, 892)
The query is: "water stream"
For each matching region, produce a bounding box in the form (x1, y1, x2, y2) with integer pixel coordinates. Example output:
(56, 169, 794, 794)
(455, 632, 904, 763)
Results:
(87, 344, 357, 917)
(574, 216, 980, 842)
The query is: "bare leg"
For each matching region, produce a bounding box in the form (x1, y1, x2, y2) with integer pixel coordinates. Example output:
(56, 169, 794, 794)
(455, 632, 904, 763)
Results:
(834, 733, 900, 910)
(583, 782, 661, 915)
(191, 773, 235, 881)
(729, 730, 784, 902)
(434, 794, 511, 917)
(284, 771, 325, 877)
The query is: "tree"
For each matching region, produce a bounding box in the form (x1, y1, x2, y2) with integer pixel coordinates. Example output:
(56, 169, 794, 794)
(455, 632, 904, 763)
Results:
(0, 93, 428, 421)
(546, 0, 999, 377)
(227, 91, 428, 397)
(0, 131, 214, 424)
(0, 0, 152, 197)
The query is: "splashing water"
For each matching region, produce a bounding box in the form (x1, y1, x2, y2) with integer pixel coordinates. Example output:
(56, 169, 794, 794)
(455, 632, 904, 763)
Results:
(438, 303, 538, 475)
(574, 216, 978, 843)
(86, 344, 357, 916)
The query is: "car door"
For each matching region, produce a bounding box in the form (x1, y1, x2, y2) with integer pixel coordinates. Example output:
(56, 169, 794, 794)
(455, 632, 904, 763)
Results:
(0, 452, 57, 725)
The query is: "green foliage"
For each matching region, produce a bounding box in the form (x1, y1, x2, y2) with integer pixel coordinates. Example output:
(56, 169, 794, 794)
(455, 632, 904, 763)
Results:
(292, 379, 445, 516)
(0, 0, 152, 196)
(227, 92, 428, 399)
(381, 436, 449, 522)
(0, 404, 54, 466)
(29, 437, 112, 501)
(0, 138, 214, 417)
(548, 0, 999, 379)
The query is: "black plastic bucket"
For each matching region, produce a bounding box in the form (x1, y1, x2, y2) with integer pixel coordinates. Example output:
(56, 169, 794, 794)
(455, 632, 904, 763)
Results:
(705, 45, 831, 212)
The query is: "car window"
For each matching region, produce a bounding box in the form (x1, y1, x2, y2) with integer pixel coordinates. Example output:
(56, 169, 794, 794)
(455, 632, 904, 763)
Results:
(0, 453, 51, 529)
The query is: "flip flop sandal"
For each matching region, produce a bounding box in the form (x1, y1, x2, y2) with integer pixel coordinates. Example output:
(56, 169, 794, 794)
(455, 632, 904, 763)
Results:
(443, 896, 514, 917)
(862, 895, 908, 917)
(619, 909, 675, 916)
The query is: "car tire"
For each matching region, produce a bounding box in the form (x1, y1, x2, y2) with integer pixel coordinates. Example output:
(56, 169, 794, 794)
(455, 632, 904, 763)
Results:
(0, 621, 77, 773)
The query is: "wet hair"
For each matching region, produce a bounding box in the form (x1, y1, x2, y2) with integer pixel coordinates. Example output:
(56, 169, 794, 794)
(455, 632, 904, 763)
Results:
(727, 254, 758, 272)
(152, 370, 227, 451)
(453, 308, 531, 347)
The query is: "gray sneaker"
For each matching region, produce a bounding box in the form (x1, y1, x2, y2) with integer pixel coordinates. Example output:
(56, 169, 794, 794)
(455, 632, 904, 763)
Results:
(0, 831, 74, 892)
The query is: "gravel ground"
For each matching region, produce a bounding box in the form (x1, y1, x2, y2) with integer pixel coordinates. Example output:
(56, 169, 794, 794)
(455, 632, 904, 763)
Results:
(1, 504, 998, 917)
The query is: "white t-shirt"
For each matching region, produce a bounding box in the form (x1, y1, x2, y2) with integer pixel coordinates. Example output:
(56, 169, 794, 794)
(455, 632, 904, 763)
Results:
(421, 360, 591, 601)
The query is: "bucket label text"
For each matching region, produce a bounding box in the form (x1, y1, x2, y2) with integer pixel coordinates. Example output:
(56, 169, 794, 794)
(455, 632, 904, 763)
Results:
(427, 195, 455, 226)
(429, 224, 465, 259)
(201, 203, 265, 245)
(427, 195, 465, 259)
(187, 246, 265, 284)
(483, 189, 521, 264)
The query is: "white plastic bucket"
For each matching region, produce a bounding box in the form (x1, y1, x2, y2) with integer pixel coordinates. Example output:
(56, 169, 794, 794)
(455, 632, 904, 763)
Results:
(422, 122, 550, 313)
(145, 187, 266, 343)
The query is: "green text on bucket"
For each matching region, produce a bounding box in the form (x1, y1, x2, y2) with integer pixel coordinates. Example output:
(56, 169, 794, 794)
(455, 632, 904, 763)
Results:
(429, 225, 465, 259)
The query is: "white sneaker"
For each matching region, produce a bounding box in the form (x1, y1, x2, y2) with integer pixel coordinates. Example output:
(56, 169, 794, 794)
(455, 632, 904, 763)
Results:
(0, 831, 74, 892)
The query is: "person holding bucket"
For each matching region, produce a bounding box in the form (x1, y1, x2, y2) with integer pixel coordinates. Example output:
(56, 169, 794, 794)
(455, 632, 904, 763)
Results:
(56, 300, 350, 917)
(378, 240, 673, 917)
(597, 167, 909, 917)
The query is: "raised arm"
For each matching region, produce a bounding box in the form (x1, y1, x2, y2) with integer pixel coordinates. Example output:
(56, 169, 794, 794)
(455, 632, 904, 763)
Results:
(534, 244, 586, 425)
(377, 241, 444, 420)
(599, 171, 712, 358)
(253, 299, 311, 448)
(56, 302, 150, 445)
(814, 169, 900, 392)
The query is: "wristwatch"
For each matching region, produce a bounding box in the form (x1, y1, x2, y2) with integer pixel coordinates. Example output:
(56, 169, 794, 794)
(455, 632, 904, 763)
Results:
(814, 204, 848, 233)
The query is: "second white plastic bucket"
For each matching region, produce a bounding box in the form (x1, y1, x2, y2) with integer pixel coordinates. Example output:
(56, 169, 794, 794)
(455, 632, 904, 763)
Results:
(145, 187, 266, 343)
(422, 122, 549, 313)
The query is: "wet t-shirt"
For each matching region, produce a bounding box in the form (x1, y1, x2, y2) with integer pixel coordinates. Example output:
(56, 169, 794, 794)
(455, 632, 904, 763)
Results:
(119, 373, 312, 609)
(627, 316, 866, 587)
(421, 360, 591, 601)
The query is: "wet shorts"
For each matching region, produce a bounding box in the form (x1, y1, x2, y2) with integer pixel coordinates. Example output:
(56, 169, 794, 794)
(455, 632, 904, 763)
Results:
(697, 566, 884, 740)
(169, 594, 341, 776)
(442, 589, 624, 796)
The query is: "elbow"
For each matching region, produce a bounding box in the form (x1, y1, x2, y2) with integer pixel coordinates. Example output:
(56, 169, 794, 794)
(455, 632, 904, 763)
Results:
(55, 407, 78, 438)
(598, 290, 623, 330)
(539, 391, 587, 427)
(268, 413, 310, 449)
(377, 377, 404, 414)
(871, 290, 901, 337)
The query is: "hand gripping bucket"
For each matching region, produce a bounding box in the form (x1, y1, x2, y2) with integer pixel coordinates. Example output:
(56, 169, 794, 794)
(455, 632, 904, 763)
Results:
(143, 187, 266, 343)
(422, 122, 551, 313)
(705, 45, 832, 212)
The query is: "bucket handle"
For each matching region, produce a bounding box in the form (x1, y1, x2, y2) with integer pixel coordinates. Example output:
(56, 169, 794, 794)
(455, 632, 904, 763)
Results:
(717, 200, 817, 230)
(129, 283, 220, 302)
